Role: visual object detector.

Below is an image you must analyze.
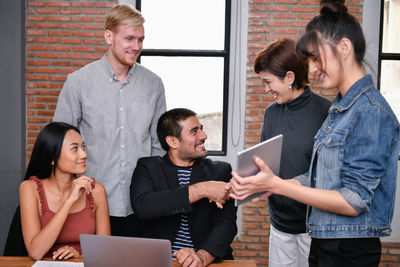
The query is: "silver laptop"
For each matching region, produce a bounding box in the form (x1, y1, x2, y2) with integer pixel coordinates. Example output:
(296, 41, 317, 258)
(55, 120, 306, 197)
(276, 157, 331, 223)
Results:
(80, 234, 172, 267)
(235, 134, 283, 206)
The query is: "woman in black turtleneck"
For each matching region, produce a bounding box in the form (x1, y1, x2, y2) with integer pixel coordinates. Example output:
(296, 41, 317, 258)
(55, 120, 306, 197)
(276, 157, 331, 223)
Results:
(253, 38, 331, 267)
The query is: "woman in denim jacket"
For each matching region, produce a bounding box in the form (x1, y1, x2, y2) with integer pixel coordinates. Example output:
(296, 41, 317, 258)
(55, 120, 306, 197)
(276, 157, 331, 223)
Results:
(229, 2, 400, 266)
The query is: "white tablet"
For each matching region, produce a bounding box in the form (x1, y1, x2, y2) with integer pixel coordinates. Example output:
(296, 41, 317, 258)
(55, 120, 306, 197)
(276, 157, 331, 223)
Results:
(234, 134, 283, 206)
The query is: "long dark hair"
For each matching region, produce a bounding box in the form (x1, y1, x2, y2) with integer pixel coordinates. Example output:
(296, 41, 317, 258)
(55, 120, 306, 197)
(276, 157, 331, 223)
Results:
(296, 1, 365, 67)
(24, 122, 80, 180)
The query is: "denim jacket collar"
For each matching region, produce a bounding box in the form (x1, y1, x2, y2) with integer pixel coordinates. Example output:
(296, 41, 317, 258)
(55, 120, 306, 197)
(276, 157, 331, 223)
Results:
(332, 75, 375, 113)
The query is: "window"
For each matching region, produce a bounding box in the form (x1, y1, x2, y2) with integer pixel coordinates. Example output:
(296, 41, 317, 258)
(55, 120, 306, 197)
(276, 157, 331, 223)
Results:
(376, 0, 400, 243)
(137, 0, 231, 155)
(378, 0, 400, 121)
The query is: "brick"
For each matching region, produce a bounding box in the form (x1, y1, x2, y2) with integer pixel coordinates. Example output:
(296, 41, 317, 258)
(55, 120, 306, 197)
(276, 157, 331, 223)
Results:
(72, 46, 94, 52)
(36, 82, 59, 89)
(61, 38, 82, 44)
(48, 2, 70, 7)
(37, 52, 59, 58)
(36, 37, 59, 43)
(37, 110, 54, 116)
(36, 68, 58, 73)
(267, 6, 290, 12)
(60, 23, 82, 29)
(28, 45, 48, 51)
(27, 60, 48, 66)
(273, 13, 296, 20)
(72, 16, 94, 22)
(84, 39, 106, 45)
(48, 30, 70, 36)
(50, 61, 71, 66)
(48, 15, 70, 22)
(28, 15, 47, 21)
(71, 31, 95, 37)
(235, 251, 258, 257)
(48, 45, 70, 51)
(247, 229, 268, 236)
(60, 9, 82, 15)
(237, 236, 260, 243)
(84, 24, 104, 30)
(28, 1, 46, 7)
(36, 8, 58, 14)
(71, 2, 95, 8)
(95, 2, 115, 8)
(243, 216, 265, 222)
(28, 117, 48, 123)
(84, 9, 106, 15)
(27, 30, 46, 36)
(247, 244, 268, 250)
(36, 22, 59, 28)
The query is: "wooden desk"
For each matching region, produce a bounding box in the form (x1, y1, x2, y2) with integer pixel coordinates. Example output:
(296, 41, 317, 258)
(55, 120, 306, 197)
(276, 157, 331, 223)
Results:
(0, 257, 257, 267)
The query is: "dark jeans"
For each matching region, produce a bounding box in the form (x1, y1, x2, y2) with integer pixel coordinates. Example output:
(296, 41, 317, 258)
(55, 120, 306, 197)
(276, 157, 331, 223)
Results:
(309, 237, 381, 267)
(110, 213, 142, 237)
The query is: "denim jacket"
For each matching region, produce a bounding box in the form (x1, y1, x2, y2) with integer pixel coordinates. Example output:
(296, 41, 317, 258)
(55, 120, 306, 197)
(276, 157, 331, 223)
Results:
(296, 75, 400, 238)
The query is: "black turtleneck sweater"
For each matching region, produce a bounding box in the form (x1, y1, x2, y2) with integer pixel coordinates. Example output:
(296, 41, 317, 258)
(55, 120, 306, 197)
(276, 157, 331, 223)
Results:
(261, 86, 331, 234)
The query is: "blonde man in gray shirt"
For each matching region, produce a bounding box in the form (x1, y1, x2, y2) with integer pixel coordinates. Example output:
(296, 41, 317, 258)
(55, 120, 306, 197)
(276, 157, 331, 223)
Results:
(53, 4, 166, 236)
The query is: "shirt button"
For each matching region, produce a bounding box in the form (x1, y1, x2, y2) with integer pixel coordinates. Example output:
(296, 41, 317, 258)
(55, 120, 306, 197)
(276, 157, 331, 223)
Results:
(120, 126, 124, 130)
(121, 162, 125, 166)
(121, 144, 125, 148)
(109, 78, 112, 82)
(120, 107, 123, 111)
(121, 181, 126, 185)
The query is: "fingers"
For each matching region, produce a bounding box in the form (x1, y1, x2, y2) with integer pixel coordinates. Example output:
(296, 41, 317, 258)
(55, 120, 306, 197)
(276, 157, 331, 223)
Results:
(53, 246, 79, 260)
(254, 156, 272, 174)
(175, 248, 203, 267)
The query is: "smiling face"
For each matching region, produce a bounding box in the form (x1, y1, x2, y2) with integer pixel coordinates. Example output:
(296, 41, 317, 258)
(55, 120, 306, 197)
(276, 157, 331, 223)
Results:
(259, 71, 301, 104)
(55, 130, 87, 176)
(173, 116, 208, 165)
(105, 23, 144, 68)
(307, 42, 343, 90)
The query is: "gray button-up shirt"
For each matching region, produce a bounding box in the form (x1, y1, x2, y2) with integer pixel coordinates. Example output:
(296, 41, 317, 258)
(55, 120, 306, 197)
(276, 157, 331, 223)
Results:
(53, 55, 166, 216)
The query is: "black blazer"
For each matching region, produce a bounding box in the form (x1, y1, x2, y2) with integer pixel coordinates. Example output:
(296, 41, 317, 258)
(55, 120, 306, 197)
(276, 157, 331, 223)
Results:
(130, 154, 237, 260)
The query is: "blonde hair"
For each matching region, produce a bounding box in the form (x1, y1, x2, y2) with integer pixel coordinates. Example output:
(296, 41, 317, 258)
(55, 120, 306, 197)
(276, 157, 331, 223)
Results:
(105, 4, 145, 31)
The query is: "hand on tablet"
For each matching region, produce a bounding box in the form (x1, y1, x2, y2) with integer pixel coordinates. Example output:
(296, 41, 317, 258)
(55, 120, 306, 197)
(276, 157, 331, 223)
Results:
(229, 156, 278, 200)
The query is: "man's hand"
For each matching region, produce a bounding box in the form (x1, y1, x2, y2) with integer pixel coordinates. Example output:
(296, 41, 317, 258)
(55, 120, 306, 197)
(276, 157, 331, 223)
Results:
(174, 248, 204, 267)
(189, 181, 230, 208)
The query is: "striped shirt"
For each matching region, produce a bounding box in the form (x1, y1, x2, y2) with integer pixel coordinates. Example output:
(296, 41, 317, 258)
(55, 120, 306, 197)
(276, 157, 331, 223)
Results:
(172, 167, 195, 254)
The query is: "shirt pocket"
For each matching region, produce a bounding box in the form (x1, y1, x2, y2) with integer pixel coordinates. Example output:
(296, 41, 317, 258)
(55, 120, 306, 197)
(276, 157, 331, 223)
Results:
(319, 130, 347, 171)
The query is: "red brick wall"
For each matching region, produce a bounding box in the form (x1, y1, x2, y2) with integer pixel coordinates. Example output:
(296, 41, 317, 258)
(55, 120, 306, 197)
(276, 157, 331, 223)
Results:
(25, 1, 400, 266)
(25, 0, 117, 157)
(231, 0, 400, 266)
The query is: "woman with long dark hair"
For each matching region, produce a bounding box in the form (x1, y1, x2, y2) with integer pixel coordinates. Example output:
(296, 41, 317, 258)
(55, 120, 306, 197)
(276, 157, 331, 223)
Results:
(20, 122, 110, 260)
(229, 2, 400, 266)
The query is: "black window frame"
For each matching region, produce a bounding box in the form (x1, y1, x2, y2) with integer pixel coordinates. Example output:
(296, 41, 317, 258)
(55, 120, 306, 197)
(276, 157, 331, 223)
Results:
(377, 0, 400, 90)
(136, 0, 231, 156)
(378, 0, 400, 160)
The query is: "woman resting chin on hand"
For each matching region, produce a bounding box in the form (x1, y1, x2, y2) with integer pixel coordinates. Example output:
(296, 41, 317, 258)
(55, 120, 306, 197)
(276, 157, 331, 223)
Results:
(19, 122, 111, 260)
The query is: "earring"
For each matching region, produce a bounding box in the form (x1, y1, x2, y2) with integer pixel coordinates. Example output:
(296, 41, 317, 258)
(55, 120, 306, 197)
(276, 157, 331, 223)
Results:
(289, 84, 292, 89)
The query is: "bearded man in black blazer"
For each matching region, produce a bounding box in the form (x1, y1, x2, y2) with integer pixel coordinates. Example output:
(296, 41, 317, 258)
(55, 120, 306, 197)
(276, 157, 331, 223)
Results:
(130, 108, 237, 267)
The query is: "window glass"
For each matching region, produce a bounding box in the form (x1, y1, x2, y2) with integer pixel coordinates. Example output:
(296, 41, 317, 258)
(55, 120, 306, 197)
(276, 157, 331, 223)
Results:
(141, 0, 225, 50)
(382, 0, 400, 53)
(140, 56, 224, 151)
(380, 60, 400, 120)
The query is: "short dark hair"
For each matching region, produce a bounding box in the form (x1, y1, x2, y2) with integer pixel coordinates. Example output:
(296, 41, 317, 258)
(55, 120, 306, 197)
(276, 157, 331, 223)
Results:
(24, 122, 80, 180)
(296, 1, 365, 67)
(254, 38, 309, 90)
(157, 108, 197, 151)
